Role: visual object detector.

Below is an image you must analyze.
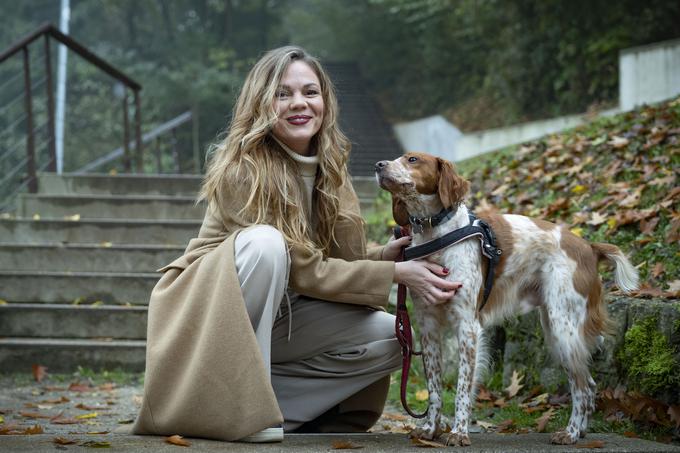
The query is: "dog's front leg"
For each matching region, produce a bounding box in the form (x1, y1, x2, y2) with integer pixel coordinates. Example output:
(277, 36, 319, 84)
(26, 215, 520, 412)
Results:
(410, 305, 447, 440)
(445, 314, 483, 447)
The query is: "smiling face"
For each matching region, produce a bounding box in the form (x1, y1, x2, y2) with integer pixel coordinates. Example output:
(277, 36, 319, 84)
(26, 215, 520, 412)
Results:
(271, 60, 325, 155)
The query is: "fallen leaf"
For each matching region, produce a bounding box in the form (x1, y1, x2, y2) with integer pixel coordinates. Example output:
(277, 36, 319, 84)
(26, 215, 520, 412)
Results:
(332, 439, 364, 449)
(381, 412, 408, 421)
(415, 389, 429, 401)
(75, 403, 109, 411)
(20, 411, 52, 419)
(32, 214, 40, 220)
(574, 440, 605, 448)
(497, 419, 516, 433)
(668, 280, 680, 292)
(535, 407, 555, 433)
(51, 416, 82, 425)
(165, 434, 190, 447)
(476, 420, 495, 430)
(623, 431, 638, 438)
(80, 440, 111, 448)
(648, 175, 675, 186)
(68, 383, 94, 392)
(587, 212, 607, 226)
(32, 364, 48, 383)
(65, 214, 81, 221)
(651, 262, 665, 279)
(570, 227, 583, 237)
(410, 437, 446, 448)
(41, 396, 70, 404)
(53, 436, 78, 445)
(75, 412, 98, 420)
(640, 216, 660, 235)
(0, 415, 3, 424)
(505, 370, 525, 398)
(608, 136, 629, 148)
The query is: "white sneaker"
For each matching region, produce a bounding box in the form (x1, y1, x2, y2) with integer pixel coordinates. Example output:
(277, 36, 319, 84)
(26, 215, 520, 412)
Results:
(238, 426, 284, 443)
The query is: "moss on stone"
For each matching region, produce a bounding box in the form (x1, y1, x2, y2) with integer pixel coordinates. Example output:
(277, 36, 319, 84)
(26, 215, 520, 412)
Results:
(618, 317, 680, 395)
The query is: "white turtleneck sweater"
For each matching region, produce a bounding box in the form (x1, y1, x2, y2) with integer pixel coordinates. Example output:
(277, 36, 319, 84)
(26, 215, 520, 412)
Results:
(271, 136, 319, 222)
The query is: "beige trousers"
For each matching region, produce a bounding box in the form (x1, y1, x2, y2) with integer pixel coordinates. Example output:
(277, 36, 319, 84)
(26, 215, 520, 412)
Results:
(234, 226, 401, 431)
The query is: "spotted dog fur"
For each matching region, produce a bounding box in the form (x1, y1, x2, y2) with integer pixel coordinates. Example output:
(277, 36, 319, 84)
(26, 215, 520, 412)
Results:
(375, 152, 639, 446)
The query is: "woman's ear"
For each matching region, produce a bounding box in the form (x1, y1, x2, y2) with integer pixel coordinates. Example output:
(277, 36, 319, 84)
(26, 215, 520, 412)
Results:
(392, 196, 410, 226)
(438, 158, 470, 209)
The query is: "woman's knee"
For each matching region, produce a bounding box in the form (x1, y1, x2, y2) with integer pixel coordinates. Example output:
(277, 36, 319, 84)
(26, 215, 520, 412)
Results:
(235, 225, 289, 276)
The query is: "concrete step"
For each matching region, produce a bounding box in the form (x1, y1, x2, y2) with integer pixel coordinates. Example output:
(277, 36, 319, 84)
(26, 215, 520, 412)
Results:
(37, 172, 202, 196)
(18, 193, 205, 220)
(0, 337, 146, 372)
(352, 175, 380, 200)
(0, 218, 200, 245)
(0, 270, 158, 304)
(0, 242, 183, 272)
(0, 303, 147, 339)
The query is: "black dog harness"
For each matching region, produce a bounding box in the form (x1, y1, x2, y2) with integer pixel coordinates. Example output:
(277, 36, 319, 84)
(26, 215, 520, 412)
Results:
(400, 211, 502, 311)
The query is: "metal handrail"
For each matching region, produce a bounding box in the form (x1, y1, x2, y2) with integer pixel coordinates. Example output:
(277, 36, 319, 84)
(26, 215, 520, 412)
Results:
(0, 22, 144, 194)
(75, 110, 193, 174)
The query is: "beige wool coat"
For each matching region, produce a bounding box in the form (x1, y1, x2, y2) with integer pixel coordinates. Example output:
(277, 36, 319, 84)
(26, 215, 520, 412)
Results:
(132, 177, 396, 441)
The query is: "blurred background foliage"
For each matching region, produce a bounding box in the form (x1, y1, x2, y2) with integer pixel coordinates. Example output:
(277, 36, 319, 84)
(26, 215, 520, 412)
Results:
(1, 0, 679, 172)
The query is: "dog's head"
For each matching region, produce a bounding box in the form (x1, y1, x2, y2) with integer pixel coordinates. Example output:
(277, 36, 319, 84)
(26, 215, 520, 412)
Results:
(375, 152, 470, 226)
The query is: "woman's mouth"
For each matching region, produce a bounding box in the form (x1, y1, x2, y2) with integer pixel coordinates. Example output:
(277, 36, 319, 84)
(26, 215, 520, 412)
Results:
(287, 115, 312, 125)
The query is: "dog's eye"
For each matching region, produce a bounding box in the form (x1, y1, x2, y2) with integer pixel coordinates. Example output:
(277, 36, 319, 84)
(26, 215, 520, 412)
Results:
(408, 156, 418, 163)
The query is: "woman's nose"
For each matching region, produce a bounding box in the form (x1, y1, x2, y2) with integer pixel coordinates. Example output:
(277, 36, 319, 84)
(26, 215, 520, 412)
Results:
(290, 92, 306, 109)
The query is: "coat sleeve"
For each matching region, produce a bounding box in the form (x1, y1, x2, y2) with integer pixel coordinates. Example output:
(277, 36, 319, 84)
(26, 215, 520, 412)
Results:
(288, 179, 395, 306)
(288, 245, 395, 306)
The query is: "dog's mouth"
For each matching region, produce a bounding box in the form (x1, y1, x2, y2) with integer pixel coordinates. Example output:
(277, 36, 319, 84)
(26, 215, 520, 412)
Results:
(375, 173, 414, 194)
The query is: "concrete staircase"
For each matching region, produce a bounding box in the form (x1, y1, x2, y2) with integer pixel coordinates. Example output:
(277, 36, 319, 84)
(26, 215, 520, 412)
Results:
(0, 173, 204, 372)
(0, 173, 380, 373)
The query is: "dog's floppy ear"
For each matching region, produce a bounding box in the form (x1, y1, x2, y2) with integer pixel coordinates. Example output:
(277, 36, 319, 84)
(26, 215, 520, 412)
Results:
(392, 196, 409, 227)
(438, 158, 470, 209)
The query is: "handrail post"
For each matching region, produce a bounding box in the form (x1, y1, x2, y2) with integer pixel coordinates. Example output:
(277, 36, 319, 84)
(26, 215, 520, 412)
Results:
(22, 47, 37, 193)
(192, 105, 200, 173)
(133, 89, 142, 172)
(171, 128, 180, 173)
(122, 90, 131, 172)
(43, 34, 56, 172)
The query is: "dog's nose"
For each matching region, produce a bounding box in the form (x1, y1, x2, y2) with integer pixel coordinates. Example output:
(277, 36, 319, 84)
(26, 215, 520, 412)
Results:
(375, 160, 388, 172)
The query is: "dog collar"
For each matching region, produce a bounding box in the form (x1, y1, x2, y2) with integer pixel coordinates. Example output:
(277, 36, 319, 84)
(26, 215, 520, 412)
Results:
(408, 207, 455, 234)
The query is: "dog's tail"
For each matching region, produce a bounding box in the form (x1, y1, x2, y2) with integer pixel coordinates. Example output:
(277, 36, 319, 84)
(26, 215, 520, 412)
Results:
(591, 242, 639, 293)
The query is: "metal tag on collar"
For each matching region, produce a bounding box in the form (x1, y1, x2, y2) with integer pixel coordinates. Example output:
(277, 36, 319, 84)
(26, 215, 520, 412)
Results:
(412, 221, 424, 234)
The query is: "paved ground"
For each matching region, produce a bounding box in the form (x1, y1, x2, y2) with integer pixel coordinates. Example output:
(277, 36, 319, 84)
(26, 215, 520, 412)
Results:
(2, 432, 680, 452)
(1, 376, 679, 452)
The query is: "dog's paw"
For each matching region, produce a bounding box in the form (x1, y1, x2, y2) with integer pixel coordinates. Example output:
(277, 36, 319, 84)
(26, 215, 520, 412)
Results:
(550, 430, 578, 445)
(443, 432, 471, 447)
(409, 423, 443, 440)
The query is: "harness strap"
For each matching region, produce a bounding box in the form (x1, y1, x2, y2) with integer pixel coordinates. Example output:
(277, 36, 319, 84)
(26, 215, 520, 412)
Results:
(403, 214, 501, 310)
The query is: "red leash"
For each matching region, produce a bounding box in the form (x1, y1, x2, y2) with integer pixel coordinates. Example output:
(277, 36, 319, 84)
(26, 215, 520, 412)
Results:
(394, 227, 428, 419)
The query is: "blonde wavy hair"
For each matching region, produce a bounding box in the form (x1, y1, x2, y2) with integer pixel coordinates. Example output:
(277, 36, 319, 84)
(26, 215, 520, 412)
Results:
(199, 46, 360, 256)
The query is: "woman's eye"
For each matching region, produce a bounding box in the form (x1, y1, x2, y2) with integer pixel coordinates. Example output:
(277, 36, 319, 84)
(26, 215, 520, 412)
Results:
(276, 90, 289, 98)
(306, 89, 319, 96)
(408, 156, 418, 163)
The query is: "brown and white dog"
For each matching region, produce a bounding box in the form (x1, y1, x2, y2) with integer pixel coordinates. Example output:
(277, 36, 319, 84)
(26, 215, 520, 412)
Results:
(375, 152, 638, 446)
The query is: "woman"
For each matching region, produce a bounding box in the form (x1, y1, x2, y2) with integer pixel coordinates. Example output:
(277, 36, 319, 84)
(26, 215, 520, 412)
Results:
(132, 46, 460, 443)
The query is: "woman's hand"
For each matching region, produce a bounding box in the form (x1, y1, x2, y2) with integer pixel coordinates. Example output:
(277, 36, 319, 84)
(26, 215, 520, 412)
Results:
(394, 260, 462, 306)
(381, 235, 412, 261)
